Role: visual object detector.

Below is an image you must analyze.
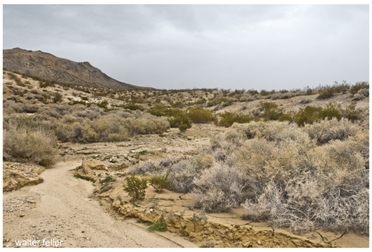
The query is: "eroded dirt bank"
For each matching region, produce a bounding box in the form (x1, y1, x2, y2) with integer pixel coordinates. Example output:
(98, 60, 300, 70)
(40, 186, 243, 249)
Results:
(3, 159, 196, 248)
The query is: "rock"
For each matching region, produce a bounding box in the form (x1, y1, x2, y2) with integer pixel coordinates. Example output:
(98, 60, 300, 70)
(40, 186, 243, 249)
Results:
(85, 160, 107, 170)
(3, 162, 45, 192)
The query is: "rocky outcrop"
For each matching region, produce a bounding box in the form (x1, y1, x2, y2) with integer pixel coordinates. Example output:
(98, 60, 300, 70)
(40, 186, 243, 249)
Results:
(3, 162, 45, 192)
(107, 199, 331, 248)
(3, 48, 150, 90)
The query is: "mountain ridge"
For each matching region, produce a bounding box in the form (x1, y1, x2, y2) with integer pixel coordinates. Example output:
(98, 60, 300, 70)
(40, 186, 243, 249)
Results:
(3, 48, 150, 90)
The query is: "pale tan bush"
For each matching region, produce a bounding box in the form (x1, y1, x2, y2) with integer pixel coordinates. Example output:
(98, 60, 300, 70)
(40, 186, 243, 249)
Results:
(193, 163, 249, 212)
(56, 122, 98, 143)
(304, 118, 358, 144)
(168, 154, 215, 193)
(92, 117, 129, 142)
(3, 124, 58, 167)
(209, 119, 368, 233)
(231, 120, 306, 143)
(130, 157, 183, 176)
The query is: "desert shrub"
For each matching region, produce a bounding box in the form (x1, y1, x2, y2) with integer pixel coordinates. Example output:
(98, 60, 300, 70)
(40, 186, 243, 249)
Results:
(341, 102, 363, 122)
(193, 163, 249, 213)
(168, 111, 192, 131)
(214, 111, 252, 127)
(168, 154, 215, 193)
(3, 113, 59, 133)
(258, 102, 285, 121)
(295, 106, 323, 127)
(352, 88, 369, 101)
(148, 104, 166, 117)
(21, 104, 40, 113)
(303, 118, 358, 144)
(73, 107, 104, 120)
(242, 145, 368, 234)
(317, 85, 335, 99)
(187, 106, 213, 123)
(270, 92, 292, 100)
(206, 97, 233, 107)
(96, 100, 109, 109)
(123, 175, 148, 201)
(122, 103, 144, 111)
(39, 80, 54, 88)
(92, 117, 130, 142)
(149, 170, 170, 192)
(130, 157, 183, 176)
(127, 115, 170, 135)
(229, 120, 306, 143)
(53, 92, 63, 103)
(320, 102, 342, 121)
(56, 122, 98, 143)
(350, 81, 369, 95)
(259, 90, 270, 96)
(205, 113, 368, 232)
(3, 125, 58, 167)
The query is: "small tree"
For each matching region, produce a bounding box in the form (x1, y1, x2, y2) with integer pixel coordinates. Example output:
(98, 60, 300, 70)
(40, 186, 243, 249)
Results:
(123, 175, 148, 201)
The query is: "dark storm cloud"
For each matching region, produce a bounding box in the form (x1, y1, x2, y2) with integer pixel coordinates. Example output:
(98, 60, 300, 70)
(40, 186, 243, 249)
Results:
(3, 4, 369, 90)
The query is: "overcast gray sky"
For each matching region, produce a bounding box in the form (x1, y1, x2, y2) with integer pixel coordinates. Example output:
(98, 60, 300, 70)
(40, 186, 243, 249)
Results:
(3, 4, 369, 90)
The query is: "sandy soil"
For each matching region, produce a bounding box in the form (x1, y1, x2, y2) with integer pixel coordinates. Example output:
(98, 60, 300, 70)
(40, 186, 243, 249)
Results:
(3, 159, 197, 248)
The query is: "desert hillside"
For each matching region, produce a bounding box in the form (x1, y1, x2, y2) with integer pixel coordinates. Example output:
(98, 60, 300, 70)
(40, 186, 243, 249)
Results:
(3, 48, 147, 90)
(2, 70, 369, 248)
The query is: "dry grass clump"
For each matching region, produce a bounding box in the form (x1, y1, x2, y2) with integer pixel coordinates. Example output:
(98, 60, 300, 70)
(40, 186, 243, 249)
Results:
(3, 122, 58, 167)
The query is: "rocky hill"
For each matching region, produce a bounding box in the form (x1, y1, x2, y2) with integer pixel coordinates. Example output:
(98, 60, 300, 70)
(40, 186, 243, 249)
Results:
(3, 48, 148, 90)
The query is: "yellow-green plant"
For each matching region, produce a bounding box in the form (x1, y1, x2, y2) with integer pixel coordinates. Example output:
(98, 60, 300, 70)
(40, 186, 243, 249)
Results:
(123, 175, 148, 201)
(149, 170, 170, 192)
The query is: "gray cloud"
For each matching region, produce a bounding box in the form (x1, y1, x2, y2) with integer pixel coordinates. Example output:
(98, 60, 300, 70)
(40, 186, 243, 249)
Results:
(3, 4, 369, 90)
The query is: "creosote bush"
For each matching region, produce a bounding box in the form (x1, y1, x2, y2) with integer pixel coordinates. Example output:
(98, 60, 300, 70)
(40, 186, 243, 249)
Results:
(214, 111, 252, 127)
(187, 106, 213, 123)
(123, 175, 148, 201)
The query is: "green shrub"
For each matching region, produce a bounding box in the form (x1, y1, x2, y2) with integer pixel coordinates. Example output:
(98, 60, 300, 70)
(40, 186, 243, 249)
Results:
(53, 92, 63, 103)
(214, 111, 251, 127)
(259, 102, 284, 120)
(321, 102, 341, 121)
(342, 102, 362, 122)
(149, 170, 170, 192)
(123, 175, 148, 201)
(296, 106, 323, 127)
(148, 104, 168, 117)
(317, 85, 335, 99)
(259, 90, 270, 96)
(187, 106, 213, 123)
(123, 103, 144, 111)
(97, 100, 109, 109)
(168, 111, 192, 131)
(350, 82, 369, 95)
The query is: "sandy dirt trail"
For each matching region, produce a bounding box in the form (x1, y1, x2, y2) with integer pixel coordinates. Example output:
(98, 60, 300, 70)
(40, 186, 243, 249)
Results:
(3, 159, 196, 248)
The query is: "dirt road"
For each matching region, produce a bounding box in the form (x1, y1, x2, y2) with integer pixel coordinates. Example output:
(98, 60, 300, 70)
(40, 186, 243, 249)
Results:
(3, 159, 196, 248)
